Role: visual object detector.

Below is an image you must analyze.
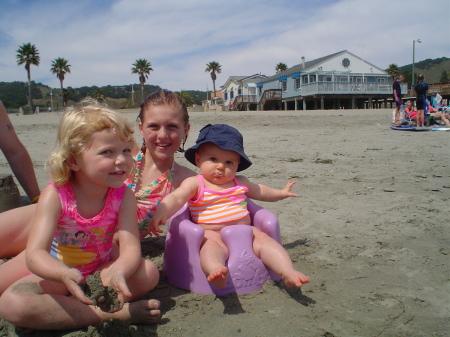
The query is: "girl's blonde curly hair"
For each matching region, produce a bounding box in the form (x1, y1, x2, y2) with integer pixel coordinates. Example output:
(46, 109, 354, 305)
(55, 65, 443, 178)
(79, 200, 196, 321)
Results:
(48, 99, 135, 186)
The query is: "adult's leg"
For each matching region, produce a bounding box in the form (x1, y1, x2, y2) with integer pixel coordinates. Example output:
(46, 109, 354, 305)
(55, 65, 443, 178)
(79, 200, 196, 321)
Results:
(0, 204, 36, 258)
(251, 227, 310, 288)
(0, 251, 30, 295)
(394, 105, 402, 125)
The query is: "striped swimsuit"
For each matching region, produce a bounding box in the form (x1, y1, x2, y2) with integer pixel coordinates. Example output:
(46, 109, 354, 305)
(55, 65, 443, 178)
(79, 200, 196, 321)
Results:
(188, 175, 249, 224)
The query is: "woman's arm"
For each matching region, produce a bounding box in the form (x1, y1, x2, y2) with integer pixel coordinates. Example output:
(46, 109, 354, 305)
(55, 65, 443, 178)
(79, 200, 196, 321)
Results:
(0, 101, 40, 201)
(237, 175, 297, 202)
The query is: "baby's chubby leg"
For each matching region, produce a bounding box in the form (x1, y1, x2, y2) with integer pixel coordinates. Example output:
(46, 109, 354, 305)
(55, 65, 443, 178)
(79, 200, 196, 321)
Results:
(199, 230, 229, 289)
(251, 227, 310, 288)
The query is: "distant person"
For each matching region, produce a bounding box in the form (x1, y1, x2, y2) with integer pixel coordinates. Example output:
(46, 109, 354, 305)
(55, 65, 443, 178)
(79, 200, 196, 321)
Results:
(428, 104, 450, 127)
(414, 74, 428, 127)
(392, 75, 404, 126)
(404, 101, 417, 122)
(0, 100, 40, 204)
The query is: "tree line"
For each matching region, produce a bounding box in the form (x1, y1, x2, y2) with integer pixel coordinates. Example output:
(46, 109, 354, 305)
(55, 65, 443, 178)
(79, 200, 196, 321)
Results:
(386, 57, 450, 85)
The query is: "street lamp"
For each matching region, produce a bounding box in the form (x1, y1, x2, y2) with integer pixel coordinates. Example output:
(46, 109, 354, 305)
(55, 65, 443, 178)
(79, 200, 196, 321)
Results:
(412, 39, 421, 89)
(50, 89, 53, 112)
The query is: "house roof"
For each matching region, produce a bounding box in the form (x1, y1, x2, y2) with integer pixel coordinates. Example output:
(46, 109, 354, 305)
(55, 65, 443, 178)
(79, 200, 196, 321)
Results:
(221, 74, 268, 88)
(261, 50, 386, 83)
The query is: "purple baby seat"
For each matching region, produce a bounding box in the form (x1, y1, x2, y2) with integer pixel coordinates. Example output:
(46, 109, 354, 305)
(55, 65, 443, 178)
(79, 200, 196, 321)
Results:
(163, 199, 281, 296)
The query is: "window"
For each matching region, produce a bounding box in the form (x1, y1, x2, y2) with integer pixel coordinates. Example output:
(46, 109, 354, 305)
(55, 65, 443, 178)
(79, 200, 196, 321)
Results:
(224, 92, 228, 100)
(281, 81, 287, 91)
(238, 88, 242, 95)
(230, 90, 234, 99)
(377, 78, 387, 83)
(295, 78, 301, 90)
(302, 76, 308, 84)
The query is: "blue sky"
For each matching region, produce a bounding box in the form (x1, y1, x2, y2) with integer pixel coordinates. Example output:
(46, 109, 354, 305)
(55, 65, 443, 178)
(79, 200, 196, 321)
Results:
(1, 0, 449, 91)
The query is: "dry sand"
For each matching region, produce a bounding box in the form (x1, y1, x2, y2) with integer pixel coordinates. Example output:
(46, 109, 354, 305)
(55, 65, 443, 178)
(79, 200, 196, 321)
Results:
(0, 108, 448, 337)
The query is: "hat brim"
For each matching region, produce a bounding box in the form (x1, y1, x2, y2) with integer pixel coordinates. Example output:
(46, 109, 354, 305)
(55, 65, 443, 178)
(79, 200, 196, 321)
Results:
(185, 140, 252, 172)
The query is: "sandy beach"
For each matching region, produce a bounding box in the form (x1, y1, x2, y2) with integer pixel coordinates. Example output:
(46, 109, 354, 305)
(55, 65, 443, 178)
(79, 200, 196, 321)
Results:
(0, 108, 448, 337)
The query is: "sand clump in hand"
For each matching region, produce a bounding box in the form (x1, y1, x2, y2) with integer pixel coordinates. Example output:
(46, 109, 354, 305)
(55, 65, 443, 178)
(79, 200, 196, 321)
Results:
(85, 271, 121, 312)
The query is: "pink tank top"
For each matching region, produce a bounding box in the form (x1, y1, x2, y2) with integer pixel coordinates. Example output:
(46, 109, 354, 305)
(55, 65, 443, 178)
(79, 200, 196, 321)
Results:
(49, 182, 126, 277)
(188, 175, 249, 224)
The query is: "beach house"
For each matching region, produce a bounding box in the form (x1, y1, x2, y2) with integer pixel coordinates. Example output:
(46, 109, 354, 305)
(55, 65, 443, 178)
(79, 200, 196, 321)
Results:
(222, 50, 408, 111)
(221, 74, 268, 111)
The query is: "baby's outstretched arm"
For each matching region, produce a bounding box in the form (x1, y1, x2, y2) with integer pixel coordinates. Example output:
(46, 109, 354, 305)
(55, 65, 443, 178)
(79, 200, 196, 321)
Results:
(239, 176, 297, 202)
(280, 181, 297, 198)
(148, 177, 199, 236)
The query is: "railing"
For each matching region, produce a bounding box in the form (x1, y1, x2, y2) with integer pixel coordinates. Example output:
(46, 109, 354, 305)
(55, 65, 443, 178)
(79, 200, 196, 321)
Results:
(299, 82, 406, 96)
(427, 83, 450, 95)
(232, 94, 257, 110)
(258, 89, 282, 108)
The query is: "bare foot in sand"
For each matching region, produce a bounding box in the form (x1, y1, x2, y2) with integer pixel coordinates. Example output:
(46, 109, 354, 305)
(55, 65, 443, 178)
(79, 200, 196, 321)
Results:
(206, 266, 228, 289)
(113, 299, 161, 324)
(281, 270, 310, 288)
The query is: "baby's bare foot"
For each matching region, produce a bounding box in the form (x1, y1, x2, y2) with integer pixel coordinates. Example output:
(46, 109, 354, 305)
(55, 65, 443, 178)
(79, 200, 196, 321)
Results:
(281, 270, 310, 288)
(206, 267, 228, 289)
(113, 299, 161, 325)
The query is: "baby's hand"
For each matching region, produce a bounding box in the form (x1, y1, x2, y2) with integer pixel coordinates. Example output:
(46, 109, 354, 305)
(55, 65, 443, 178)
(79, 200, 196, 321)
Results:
(61, 268, 94, 305)
(281, 181, 297, 199)
(148, 216, 165, 237)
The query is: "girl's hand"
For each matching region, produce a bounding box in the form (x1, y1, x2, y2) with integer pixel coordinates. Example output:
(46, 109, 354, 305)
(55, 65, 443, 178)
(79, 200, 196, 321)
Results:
(61, 268, 94, 305)
(100, 268, 132, 312)
(281, 181, 297, 199)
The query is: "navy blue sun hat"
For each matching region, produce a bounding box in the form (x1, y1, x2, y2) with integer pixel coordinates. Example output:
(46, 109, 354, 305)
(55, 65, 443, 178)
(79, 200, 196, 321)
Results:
(184, 124, 252, 172)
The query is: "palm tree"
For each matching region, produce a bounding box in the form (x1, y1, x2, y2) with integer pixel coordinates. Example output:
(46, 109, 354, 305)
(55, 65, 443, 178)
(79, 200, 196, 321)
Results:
(275, 62, 288, 73)
(387, 63, 400, 81)
(93, 89, 106, 103)
(176, 91, 194, 107)
(16, 43, 40, 113)
(50, 57, 71, 110)
(131, 59, 153, 102)
(205, 61, 222, 101)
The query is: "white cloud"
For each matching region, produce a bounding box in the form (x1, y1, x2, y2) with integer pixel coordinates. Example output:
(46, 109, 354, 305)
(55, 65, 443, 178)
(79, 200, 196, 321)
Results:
(0, 0, 448, 92)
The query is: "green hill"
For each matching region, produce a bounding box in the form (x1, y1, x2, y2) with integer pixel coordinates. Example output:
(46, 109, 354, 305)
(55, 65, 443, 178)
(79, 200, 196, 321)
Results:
(0, 82, 208, 111)
(399, 57, 450, 84)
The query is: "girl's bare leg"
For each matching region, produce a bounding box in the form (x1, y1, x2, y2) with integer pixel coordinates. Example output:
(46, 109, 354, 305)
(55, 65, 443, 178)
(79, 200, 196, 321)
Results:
(0, 259, 161, 330)
(0, 204, 36, 258)
(199, 230, 229, 289)
(251, 227, 310, 288)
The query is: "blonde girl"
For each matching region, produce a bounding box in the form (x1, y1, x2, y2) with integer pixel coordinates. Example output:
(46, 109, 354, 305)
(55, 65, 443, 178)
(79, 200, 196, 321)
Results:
(0, 102, 160, 330)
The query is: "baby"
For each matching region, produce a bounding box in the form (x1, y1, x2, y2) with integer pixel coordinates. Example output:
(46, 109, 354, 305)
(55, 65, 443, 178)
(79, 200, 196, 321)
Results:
(150, 124, 310, 289)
